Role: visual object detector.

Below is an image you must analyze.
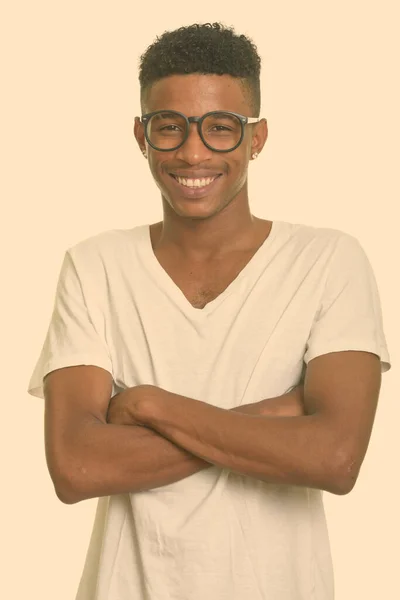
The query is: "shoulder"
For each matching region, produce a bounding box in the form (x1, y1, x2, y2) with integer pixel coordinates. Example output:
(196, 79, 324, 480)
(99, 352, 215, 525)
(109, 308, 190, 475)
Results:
(65, 225, 147, 267)
(278, 220, 364, 260)
(280, 219, 356, 244)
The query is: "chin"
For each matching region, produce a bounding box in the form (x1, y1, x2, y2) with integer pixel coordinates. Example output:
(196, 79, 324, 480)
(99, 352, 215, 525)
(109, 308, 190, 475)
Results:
(172, 201, 220, 219)
(172, 200, 225, 221)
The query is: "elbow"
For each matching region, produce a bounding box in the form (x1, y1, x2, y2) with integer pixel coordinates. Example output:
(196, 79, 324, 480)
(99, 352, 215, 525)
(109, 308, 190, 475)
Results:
(54, 480, 82, 504)
(46, 430, 96, 504)
(55, 488, 78, 505)
(324, 449, 361, 496)
(47, 455, 86, 505)
(326, 475, 356, 496)
(51, 470, 83, 504)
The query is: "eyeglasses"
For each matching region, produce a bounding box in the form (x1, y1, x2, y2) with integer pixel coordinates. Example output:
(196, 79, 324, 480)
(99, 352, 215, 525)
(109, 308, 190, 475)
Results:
(140, 110, 261, 153)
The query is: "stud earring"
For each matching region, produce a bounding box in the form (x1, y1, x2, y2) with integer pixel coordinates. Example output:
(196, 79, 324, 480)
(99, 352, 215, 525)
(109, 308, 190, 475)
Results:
(142, 149, 147, 159)
(251, 152, 259, 160)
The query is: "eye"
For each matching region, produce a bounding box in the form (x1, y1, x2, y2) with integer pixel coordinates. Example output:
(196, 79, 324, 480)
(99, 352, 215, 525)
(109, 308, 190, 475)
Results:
(158, 124, 184, 133)
(211, 125, 232, 132)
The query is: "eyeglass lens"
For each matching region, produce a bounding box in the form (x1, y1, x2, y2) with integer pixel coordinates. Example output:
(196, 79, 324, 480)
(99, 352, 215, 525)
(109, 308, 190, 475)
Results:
(146, 112, 242, 151)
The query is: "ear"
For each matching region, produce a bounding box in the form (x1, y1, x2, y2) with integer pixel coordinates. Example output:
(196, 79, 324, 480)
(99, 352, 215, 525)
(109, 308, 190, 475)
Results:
(251, 118, 268, 156)
(134, 117, 147, 155)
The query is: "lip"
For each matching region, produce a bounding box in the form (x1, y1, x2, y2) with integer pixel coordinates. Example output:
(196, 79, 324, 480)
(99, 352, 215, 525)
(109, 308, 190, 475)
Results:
(168, 173, 222, 198)
(169, 171, 222, 178)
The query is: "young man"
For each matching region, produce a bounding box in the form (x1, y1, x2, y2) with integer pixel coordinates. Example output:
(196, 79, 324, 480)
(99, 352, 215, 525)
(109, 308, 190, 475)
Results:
(28, 22, 390, 600)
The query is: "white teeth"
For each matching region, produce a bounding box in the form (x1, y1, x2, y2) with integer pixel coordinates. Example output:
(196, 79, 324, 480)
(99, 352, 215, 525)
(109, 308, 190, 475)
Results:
(174, 176, 218, 188)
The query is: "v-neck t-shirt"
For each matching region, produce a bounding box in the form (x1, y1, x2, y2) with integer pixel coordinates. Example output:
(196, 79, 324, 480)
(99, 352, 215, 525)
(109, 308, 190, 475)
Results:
(27, 220, 391, 600)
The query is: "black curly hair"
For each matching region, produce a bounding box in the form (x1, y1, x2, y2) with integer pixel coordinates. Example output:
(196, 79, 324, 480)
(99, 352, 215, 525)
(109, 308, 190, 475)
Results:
(139, 22, 262, 116)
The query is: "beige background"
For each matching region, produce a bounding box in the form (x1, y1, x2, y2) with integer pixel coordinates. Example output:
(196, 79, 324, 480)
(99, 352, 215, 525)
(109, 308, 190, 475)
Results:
(2, 1, 399, 598)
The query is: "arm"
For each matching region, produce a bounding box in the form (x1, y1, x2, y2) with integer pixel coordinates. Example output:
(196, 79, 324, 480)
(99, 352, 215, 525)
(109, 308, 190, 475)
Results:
(133, 351, 382, 495)
(44, 365, 304, 504)
(107, 381, 304, 425)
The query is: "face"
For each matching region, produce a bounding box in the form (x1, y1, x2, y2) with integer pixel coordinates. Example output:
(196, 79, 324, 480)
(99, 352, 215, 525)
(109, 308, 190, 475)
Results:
(134, 74, 267, 221)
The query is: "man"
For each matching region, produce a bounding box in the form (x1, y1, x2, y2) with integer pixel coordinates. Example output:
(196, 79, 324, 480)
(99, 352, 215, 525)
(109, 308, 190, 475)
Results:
(28, 22, 390, 600)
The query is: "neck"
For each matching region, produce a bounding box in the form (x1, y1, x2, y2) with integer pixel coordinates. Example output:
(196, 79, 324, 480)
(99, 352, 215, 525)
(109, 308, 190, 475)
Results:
(155, 191, 262, 262)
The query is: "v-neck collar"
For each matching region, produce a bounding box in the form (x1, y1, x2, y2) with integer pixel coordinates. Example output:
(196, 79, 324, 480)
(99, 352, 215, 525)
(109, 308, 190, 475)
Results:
(137, 220, 282, 320)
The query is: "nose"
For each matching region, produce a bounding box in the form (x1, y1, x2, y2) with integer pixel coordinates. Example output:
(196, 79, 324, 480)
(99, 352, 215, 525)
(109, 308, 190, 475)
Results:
(174, 122, 213, 164)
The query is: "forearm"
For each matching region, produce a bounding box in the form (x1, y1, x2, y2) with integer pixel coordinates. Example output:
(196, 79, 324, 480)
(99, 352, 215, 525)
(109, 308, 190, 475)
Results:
(60, 387, 303, 503)
(59, 420, 210, 504)
(58, 385, 304, 503)
(139, 390, 350, 495)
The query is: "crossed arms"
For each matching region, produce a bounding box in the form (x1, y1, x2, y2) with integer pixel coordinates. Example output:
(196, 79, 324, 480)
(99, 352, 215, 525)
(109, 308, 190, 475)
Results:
(43, 350, 381, 504)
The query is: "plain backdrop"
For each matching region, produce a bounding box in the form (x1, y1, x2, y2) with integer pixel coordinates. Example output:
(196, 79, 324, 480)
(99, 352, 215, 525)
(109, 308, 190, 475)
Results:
(2, 1, 399, 599)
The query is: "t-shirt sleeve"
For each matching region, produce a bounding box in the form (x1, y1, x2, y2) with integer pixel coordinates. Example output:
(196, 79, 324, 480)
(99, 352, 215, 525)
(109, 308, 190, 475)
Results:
(27, 249, 114, 399)
(304, 233, 391, 373)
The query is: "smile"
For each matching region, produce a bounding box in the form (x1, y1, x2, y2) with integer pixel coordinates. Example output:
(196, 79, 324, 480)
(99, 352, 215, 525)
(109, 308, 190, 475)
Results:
(168, 173, 223, 198)
(170, 174, 221, 188)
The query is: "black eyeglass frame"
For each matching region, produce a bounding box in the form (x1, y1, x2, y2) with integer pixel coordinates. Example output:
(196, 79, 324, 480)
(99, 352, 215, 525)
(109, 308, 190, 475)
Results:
(140, 110, 261, 153)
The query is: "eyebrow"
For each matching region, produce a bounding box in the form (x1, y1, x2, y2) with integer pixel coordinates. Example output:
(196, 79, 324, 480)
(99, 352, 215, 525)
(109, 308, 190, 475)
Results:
(152, 111, 240, 122)
(208, 113, 238, 121)
(155, 112, 182, 119)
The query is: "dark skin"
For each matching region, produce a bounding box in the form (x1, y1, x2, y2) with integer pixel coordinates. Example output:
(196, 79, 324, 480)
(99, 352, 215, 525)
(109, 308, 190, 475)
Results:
(44, 73, 381, 503)
(133, 73, 269, 262)
(120, 73, 381, 495)
(43, 73, 306, 505)
(108, 74, 302, 421)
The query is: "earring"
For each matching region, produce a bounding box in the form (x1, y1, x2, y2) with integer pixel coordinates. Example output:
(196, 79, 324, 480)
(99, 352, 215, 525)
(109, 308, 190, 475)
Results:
(142, 149, 147, 159)
(252, 152, 259, 160)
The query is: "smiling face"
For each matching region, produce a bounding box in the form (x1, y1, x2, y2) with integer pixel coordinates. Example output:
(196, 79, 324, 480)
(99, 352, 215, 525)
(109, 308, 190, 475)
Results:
(134, 74, 267, 221)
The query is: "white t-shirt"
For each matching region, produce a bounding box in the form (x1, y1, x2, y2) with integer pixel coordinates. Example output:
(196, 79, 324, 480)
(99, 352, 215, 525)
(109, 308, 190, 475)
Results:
(28, 220, 391, 600)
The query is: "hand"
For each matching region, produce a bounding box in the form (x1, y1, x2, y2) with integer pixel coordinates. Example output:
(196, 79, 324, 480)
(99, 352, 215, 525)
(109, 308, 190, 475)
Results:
(107, 390, 139, 426)
(233, 384, 305, 418)
(107, 385, 159, 426)
(261, 384, 305, 417)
